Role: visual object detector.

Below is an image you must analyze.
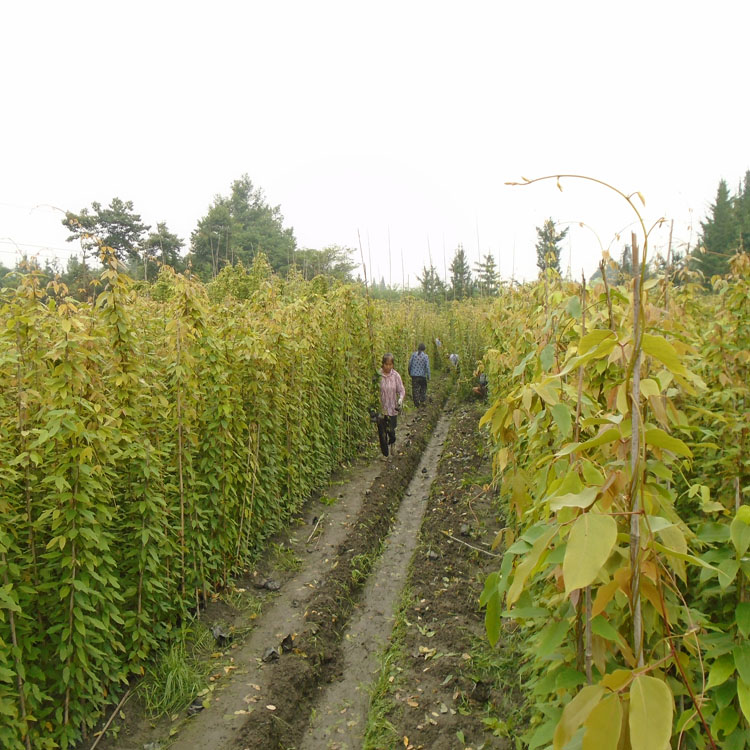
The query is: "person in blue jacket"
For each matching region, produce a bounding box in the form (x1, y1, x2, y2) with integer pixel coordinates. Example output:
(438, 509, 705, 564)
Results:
(408, 342, 431, 407)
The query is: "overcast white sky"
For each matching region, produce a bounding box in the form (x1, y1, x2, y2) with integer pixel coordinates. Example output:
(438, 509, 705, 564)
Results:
(2, 0, 748, 285)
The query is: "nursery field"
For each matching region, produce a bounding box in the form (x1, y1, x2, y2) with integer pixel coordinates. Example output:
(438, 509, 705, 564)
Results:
(1, 242, 750, 750)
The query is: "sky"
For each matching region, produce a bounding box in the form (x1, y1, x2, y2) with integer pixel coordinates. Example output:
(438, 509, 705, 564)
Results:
(2, 0, 749, 286)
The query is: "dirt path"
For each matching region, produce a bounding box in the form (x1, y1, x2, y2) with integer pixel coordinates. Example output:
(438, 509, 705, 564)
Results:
(95, 383, 453, 750)
(299, 409, 453, 750)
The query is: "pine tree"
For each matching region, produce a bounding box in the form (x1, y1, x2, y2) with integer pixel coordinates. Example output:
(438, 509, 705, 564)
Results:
(417, 264, 446, 303)
(535, 219, 568, 274)
(693, 179, 739, 278)
(736, 171, 750, 254)
(449, 245, 472, 300)
(473, 254, 499, 296)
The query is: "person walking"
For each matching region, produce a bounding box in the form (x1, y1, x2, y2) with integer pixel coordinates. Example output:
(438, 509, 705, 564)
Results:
(408, 342, 431, 407)
(378, 353, 405, 457)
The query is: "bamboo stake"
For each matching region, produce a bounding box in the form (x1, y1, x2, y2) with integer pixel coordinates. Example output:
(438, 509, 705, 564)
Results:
(665, 218, 674, 313)
(2, 552, 31, 750)
(88, 689, 132, 750)
(629, 232, 644, 667)
(176, 317, 186, 599)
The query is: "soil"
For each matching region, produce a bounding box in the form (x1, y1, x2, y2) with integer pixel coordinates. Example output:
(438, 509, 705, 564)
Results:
(91, 385, 524, 750)
(364, 401, 525, 750)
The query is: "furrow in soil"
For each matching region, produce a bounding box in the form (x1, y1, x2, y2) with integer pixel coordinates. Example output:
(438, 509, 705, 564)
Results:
(299, 409, 453, 750)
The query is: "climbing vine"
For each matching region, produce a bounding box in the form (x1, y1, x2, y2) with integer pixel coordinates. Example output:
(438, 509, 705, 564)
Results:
(0, 253, 486, 748)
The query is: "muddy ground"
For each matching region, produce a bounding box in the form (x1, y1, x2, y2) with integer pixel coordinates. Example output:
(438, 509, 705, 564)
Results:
(92, 384, 525, 750)
(363, 401, 526, 750)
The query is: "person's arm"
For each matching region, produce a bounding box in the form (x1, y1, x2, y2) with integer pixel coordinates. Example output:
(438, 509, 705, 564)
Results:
(396, 373, 406, 405)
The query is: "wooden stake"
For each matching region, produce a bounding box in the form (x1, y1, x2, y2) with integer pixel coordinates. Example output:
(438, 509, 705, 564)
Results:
(629, 232, 644, 667)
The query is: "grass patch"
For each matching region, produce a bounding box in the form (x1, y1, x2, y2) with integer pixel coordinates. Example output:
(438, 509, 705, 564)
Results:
(462, 629, 531, 742)
(362, 589, 415, 750)
(270, 542, 303, 572)
(138, 622, 214, 717)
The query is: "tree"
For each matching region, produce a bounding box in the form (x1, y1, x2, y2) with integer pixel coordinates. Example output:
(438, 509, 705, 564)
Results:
(417, 264, 446, 303)
(692, 179, 739, 278)
(142, 222, 184, 277)
(188, 175, 296, 280)
(449, 245, 472, 300)
(291, 245, 357, 281)
(63, 198, 150, 265)
(735, 170, 750, 254)
(473, 253, 499, 296)
(535, 218, 568, 274)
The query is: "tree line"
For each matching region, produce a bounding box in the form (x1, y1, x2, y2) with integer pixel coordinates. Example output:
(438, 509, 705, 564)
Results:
(1, 170, 747, 297)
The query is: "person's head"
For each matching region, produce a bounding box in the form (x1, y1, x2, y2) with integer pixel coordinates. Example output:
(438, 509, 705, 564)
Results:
(382, 353, 394, 374)
(418, 342, 426, 352)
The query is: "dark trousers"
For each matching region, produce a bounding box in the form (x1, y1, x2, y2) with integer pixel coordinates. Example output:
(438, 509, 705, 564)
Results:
(377, 415, 398, 456)
(411, 376, 427, 406)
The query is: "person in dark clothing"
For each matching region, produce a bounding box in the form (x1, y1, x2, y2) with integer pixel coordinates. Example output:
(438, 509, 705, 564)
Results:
(407, 342, 431, 407)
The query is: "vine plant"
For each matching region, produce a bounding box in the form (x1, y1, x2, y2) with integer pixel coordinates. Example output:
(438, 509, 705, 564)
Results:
(481, 176, 749, 749)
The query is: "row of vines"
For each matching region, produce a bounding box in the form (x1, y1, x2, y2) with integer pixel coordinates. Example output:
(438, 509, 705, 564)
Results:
(481, 220, 749, 750)
(0, 250, 489, 749)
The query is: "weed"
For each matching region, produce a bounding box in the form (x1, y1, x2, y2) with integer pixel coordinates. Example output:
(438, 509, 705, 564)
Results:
(362, 589, 415, 749)
(350, 552, 375, 585)
(138, 622, 214, 717)
(318, 493, 339, 506)
(270, 542, 302, 572)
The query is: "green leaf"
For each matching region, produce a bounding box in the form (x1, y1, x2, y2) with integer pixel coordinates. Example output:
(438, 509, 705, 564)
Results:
(536, 618, 570, 659)
(507, 526, 558, 607)
(629, 675, 673, 750)
(553, 684, 604, 750)
(550, 487, 599, 512)
(563, 514, 617, 593)
(641, 333, 688, 376)
(550, 403, 573, 440)
(738, 679, 750, 724)
(582, 694, 622, 750)
(644, 428, 691, 458)
(566, 295, 582, 318)
(540, 344, 555, 372)
(730, 506, 750, 558)
(734, 644, 750, 684)
(577, 428, 621, 452)
(736, 602, 750, 639)
(707, 654, 736, 689)
(591, 615, 623, 644)
(712, 705, 739, 737)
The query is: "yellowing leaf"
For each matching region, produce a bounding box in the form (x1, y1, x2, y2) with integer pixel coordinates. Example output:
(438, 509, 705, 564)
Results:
(550, 487, 599, 512)
(644, 428, 691, 458)
(640, 378, 661, 398)
(591, 580, 619, 618)
(641, 334, 688, 376)
(629, 675, 673, 750)
(563, 514, 618, 593)
(656, 525, 687, 582)
(601, 669, 632, 692)
(579, 330, 616, 356)
(583, 693, 622, 750)
(553, 684, 605, 750)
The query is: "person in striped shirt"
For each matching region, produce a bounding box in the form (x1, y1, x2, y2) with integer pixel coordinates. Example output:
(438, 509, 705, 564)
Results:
(378, 352, 405, 456)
